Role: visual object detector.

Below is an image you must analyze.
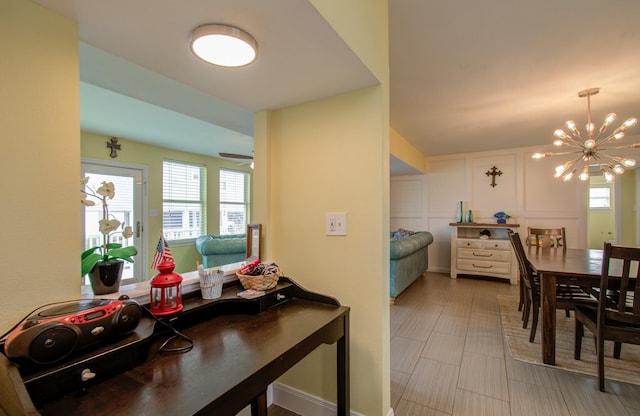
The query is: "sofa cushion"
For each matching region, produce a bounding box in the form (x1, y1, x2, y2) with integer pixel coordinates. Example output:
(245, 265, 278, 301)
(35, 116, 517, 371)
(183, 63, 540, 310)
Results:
(196, 234, 246, 255)
(390, 231, 433, 260)
(195, 234, 248, 267)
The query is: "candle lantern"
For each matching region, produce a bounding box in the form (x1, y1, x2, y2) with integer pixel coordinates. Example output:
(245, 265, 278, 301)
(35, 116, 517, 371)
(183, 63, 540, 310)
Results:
(149, 261, 183, 316)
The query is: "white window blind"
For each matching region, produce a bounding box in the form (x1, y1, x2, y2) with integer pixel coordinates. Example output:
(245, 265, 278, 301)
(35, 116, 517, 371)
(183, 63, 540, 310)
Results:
(163, 160, 206, 241)
(220, 169, 249, 235)
(589, 187, 611, 209)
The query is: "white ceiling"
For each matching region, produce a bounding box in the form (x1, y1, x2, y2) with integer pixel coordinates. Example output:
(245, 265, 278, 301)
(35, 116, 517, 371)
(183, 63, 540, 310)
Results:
(32, 0, 640, 172)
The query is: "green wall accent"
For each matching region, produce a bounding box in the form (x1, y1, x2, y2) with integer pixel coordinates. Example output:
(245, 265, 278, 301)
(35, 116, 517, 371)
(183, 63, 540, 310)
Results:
(81, 132, 252, 276)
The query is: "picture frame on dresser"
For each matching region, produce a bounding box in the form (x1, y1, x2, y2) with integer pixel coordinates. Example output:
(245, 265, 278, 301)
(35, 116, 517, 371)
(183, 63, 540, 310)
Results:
(246, 224, 262, 260)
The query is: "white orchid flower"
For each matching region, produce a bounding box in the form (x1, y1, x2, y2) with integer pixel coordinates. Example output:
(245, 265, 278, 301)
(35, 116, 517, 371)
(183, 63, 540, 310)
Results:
(122, 225, 134, 239)
(97, 182, 115, 199)
(99, 219, 122, 235)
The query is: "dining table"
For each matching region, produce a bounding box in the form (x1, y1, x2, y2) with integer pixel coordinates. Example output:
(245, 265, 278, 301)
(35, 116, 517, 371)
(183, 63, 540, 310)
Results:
(527, 247, 604, 365)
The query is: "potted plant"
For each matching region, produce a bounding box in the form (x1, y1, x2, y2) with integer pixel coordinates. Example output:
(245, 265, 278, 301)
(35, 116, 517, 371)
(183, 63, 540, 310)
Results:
(81, 177, 137, 294)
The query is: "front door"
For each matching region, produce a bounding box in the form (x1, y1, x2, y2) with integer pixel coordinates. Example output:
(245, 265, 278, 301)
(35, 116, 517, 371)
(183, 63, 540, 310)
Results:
(81, 160, 146, 285)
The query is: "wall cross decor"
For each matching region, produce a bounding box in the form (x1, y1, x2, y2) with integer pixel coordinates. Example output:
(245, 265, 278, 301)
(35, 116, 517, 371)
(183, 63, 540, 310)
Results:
(485, 166, 502, 188)
(107, 137, 121, 158)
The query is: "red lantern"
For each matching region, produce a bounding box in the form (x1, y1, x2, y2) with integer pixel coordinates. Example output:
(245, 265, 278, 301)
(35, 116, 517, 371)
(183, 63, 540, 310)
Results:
(150, 261, 183, 316)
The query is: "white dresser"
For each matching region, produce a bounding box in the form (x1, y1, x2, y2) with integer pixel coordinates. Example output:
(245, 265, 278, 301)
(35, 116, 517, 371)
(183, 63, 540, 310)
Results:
(449, 223, 520, 285)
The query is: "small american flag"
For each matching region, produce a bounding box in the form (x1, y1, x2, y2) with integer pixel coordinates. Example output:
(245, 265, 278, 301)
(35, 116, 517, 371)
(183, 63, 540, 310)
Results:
(151, 235, 174, 269)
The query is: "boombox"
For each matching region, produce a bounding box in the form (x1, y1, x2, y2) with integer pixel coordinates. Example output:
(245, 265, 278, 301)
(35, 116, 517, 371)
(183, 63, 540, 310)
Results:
(4, 298, 142, 365)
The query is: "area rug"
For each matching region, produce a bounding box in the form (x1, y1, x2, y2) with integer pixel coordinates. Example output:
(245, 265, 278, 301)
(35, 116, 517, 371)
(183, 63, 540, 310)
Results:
(498, 294, 640, 386)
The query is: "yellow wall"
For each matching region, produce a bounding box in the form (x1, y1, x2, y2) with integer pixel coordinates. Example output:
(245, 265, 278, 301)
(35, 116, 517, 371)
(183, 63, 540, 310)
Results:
(256, 1, 390, 414)
(0, 0, 79, 329)
(390, 127, 426, 174)
(620, 170, 638, 246)
(81, 132, 252, 277)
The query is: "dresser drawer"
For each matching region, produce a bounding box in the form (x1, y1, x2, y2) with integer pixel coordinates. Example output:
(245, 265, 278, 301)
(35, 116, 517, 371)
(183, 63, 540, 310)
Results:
(458, 248, 512, 262)
(457, 258, 511, 275)
(481, 240, 511, 251)
(457, 239, 483, 249)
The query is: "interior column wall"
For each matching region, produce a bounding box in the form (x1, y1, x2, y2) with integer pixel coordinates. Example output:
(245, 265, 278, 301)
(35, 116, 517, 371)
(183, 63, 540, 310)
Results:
(0, 0, 80, 329)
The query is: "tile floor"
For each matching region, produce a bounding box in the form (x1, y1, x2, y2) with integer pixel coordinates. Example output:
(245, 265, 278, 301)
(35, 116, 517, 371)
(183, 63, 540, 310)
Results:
(391, 272, 640, 416)
(260, 271, 640, 415)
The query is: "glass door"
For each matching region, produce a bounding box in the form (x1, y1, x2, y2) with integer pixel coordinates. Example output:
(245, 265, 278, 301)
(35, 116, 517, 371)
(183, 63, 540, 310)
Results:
(81, 161, 146, 285)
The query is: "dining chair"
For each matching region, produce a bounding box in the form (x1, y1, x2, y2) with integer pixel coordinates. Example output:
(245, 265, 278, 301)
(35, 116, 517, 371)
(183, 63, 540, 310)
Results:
(508, 230, 596, 342)
(574, 242, 640, 392)
(527, 227, 567, 251)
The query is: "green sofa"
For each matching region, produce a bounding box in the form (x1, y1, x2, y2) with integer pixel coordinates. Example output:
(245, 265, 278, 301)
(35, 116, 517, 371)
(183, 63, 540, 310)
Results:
(390, 230, 433, 301)
(195, 234, 247, 268)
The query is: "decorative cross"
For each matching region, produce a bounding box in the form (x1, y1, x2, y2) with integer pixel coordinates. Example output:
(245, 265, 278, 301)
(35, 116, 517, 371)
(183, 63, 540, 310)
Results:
(107, 137, 121, 158)
(485, 166, 502, 188)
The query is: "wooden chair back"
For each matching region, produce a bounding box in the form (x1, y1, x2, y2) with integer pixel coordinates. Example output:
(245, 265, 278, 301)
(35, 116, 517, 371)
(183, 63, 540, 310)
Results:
(527, 227, 566, 251)
(508, 230, 536, 292)
(599, 242, 640, 327)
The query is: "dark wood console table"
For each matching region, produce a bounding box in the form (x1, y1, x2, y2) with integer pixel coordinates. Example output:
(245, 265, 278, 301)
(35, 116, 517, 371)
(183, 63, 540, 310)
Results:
(1, 277, 350, 416)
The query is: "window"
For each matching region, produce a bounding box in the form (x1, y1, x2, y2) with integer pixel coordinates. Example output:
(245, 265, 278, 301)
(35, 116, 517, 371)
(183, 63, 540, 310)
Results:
(589, 187, 611, 209)
(163, 160, 206, 242)
(220, 169, 250, 235)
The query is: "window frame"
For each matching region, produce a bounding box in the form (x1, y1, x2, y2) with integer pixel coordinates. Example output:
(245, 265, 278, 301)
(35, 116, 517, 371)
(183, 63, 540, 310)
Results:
(219, 168, 251, 236)
(162, 159, 207, 245)
(589, 186, 611, 210)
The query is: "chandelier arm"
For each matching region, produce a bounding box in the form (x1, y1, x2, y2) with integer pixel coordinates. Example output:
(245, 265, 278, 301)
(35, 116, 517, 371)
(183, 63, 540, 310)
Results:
(560, 155, 584, 175)
(594, 133, 617, 147)
(556, 137, 584, 149)
(600, 143, 640, 151)
(537, 150, 579, 158)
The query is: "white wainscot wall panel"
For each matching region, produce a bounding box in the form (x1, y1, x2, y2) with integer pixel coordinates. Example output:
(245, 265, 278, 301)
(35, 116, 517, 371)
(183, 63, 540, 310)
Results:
(426, 158, 466, 218)
(523, 152, 584, 213)
(470, 155, 517, 217)
(390, 175, 427, 232)
(425, 217, 454, 274)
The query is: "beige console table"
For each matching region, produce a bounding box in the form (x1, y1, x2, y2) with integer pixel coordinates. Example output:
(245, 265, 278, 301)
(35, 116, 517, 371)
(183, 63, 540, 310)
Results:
(449, 222, 520, 285)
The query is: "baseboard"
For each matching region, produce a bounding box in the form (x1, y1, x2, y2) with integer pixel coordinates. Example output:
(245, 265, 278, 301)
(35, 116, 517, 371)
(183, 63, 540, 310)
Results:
(273, 382, 369, 416)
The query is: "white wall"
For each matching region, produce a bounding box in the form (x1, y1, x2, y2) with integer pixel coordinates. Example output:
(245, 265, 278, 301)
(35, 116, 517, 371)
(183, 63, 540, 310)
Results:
(390, 175, 427, 232)
(391, 146, 588, 274)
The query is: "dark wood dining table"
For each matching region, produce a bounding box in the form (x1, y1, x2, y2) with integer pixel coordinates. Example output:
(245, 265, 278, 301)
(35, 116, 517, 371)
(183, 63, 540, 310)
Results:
(527, 248, 604, 365)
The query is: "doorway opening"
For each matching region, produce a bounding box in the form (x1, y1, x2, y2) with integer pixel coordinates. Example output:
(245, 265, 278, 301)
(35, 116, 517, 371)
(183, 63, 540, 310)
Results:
(81, 159, 148, 286)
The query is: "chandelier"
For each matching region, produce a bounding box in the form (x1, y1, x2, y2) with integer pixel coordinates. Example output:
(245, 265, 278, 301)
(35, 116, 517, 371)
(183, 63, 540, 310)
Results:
(532, 88, 639, 181)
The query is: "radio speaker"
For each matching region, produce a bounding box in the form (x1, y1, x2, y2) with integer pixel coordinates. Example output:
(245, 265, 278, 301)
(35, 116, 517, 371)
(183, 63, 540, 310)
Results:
(27, 323, 80, 365)
(116, 303, 142, 335)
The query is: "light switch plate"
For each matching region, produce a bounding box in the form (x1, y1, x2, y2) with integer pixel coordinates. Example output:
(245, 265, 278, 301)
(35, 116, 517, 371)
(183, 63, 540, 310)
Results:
(326, 212, 347, 236)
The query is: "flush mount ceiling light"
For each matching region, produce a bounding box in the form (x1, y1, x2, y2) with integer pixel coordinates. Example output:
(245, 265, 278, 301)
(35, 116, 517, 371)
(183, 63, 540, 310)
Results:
(190, 24, 257, 67)
(532, 88, 639, 182)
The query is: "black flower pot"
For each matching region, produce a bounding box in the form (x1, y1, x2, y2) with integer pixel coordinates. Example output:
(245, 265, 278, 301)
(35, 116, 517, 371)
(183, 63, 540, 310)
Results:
(88, 260, 124, 295)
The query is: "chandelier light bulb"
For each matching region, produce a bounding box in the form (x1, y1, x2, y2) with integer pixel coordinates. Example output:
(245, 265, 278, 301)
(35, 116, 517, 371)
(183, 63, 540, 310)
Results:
(562, 169, 575, 181)
(552, 139, 564, 147)
(566, 120, 576, 130)
(623, 118, 638, 129)
(605, 113, 616, 124)
(622, 158, 636, 167)
(604, 171, 614, 182)
(614, 132, 625, 140)
(579, 165, 589, 181)
(586, 123, 594, 134)
(554, 129, 569, 139)
(584, 139, 596, 149)
(613, 165, 625, 174)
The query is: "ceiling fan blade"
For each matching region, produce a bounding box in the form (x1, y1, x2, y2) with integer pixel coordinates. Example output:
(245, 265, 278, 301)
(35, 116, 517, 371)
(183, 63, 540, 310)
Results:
(219, 152, 253, 160)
